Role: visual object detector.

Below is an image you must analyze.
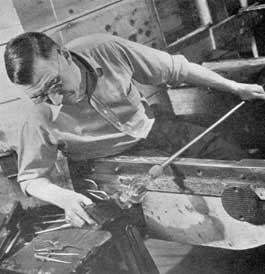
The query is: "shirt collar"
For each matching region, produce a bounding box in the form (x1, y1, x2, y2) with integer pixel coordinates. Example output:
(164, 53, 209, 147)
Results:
(50, 104, 63, 122)
(70, 51, 103, 78)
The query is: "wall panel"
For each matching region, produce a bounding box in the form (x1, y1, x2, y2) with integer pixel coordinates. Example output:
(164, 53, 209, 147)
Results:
(168, 27, 213, 63)
(53, 0, 122, 26)
(12, 0, 56, 34)
(46, 0, 164, 48)
(154, 0, 201, 44)
(12, 0, 121, 33)
(0, 0, 23, 44)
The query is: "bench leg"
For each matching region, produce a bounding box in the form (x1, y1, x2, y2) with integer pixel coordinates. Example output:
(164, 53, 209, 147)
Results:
(114, 225, 160, 274)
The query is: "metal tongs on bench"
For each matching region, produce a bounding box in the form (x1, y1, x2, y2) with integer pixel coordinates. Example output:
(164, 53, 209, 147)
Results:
(34, 239, 81, 264)
(84, 179, 110, 201)
(35, 222, 72, 235)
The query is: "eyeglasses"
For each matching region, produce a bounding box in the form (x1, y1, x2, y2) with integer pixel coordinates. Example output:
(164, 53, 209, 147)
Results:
(30, 76, 62, 104)
(30, 49, 62, 104)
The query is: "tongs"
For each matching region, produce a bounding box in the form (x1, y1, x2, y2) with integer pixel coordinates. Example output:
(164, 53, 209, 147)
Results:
(84, 179, 110, 201)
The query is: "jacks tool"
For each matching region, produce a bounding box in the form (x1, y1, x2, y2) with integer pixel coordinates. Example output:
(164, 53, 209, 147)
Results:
(34, 253, 72, 264)
(34, 239, 82, 252)
(33, 239, 81, 264)
(35, 223, 72, 235)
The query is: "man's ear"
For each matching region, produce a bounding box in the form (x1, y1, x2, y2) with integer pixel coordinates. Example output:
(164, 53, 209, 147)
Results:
(58, 48, 72, 64)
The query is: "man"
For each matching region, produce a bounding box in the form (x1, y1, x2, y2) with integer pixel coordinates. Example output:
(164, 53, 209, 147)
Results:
(4, 32, 265, 228)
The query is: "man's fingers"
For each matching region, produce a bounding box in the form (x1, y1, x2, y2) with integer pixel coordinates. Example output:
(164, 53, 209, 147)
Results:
(65, 211, 85, 227)
(255, 93, 265, 100)
(77, 207, 96, 225)
(66, 207, 96, 227)
(238, 83, 265, 101)
(248, 93, 265, 101)
(242, 92, 265, 101)
(80, 196, 93, 207)
(78, 197, 96, 225)
(63, 192, 97, 227)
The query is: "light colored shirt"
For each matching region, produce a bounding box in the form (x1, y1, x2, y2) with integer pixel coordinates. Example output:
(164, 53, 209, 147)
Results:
(17, 34, 189, 192)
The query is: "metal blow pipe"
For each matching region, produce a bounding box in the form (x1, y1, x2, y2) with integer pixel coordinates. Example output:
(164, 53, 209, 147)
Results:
(149, 101, 246, 179)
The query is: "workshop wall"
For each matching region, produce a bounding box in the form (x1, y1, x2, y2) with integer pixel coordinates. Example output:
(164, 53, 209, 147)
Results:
(154, 0, 201, 45)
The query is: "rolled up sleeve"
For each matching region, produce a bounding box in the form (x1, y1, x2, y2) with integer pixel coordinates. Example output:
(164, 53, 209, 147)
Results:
(17, 120, 57, 195)
(170, 55, 189, 85)
(111, 36, 189, 86)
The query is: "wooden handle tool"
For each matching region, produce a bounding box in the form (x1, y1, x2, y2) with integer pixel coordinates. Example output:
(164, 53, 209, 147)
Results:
(149, 101, 246, 178)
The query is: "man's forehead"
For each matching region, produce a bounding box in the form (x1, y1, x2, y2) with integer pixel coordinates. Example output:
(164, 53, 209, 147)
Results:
(32, 56, 58, 80)
(33, 56, 58, 75)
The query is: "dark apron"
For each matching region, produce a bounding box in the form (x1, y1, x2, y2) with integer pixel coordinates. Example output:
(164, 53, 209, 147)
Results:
(128, 116, 248, 161)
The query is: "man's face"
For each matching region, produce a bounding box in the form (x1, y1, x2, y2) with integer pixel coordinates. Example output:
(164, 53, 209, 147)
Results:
(22, 49, 82, 105)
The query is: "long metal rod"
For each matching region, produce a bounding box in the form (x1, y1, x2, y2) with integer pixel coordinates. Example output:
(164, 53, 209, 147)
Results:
(149, 101, 245, 178)
(35, 223, 72, 235)
(163, 101, 245, 167)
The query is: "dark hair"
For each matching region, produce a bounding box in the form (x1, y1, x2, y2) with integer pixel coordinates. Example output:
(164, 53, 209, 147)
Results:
(4, 32, 58, 85)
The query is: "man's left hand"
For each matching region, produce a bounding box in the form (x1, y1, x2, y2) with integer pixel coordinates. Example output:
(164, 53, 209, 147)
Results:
(233, 83, 265, 101)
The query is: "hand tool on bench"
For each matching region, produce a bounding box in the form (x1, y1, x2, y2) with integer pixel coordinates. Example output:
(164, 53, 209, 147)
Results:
(149, 101, 246, 179)
(85, 189, 110, 201)
(38, 219, 68, 225)
(0, 201, 24, 261)
(34, 239, 82, 252)
(33, 239, 81, 264)
(35, 223, 72, 235)
(84, 179, 111, 201)
(34, 253, 72, 264)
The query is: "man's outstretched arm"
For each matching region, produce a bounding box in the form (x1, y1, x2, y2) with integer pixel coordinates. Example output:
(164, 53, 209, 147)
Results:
(184, 62, 265, 101)
(110, 35, 265, 101)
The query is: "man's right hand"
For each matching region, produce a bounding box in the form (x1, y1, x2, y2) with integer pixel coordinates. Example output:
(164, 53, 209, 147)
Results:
(24, 178, 96, 228)
(59, 189, 96, 227)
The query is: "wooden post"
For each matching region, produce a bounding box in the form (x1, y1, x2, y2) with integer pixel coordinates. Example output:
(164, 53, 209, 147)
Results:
(194, 0, 212, 26)
(239, 0, 259, 57)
